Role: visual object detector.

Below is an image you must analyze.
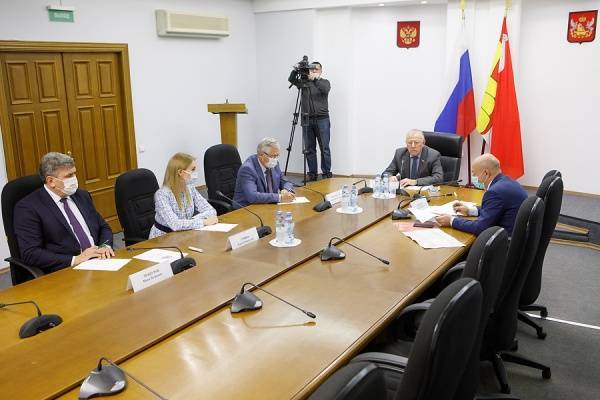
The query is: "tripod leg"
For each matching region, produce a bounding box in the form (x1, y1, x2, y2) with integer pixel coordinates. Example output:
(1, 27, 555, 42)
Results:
(284, 89, 302, 176)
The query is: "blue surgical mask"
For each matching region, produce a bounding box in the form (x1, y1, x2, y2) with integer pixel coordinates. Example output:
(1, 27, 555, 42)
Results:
(471, 175, 485, 190)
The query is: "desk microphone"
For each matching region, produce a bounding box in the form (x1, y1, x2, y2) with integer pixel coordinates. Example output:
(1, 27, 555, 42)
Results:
(321, 236, 390, 265)
(126, 246, 196, 274)
(216, 191, 272, 237)
(291, 183, 332, 212)
(79, 357, 167, 399)
(0, 300, 62, 339)
(412, 179, 462, 200)
(352, 179, 373, 195)
(230, 282, 316, 318)
(391, 192, 457, 220)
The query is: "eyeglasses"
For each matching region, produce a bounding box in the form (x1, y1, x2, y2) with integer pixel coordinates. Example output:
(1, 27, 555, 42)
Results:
(406, 141, 423, 146)
(262, 152, 280, 159)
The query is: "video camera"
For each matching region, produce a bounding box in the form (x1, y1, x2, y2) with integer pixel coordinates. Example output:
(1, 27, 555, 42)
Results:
(293, 55, 319, 80)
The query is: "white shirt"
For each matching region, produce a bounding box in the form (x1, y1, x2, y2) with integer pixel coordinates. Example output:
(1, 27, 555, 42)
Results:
(44, 185, 95, 265)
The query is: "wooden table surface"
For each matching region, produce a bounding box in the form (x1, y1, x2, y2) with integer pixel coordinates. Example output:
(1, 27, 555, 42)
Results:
(0, 179, 483, 399)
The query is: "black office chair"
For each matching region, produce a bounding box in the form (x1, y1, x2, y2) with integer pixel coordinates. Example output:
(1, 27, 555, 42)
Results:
(423, 131, 463, 181)
(203, 144, 242, 215)
(115, 168, 159, 246)
(361, 227, 509, 400)
(1, 175, 45, 285)
(483, 196, 550, 394)
(309, 279, 482, 400)
(518, 174, 563, 339)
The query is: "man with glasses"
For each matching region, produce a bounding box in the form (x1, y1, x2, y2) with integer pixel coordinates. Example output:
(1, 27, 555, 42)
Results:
(383, 129, 443, 187)
(233, 138, 295, 208)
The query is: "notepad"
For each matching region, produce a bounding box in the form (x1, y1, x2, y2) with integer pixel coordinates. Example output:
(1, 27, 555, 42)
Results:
(133, 249, 186, 263)
(73, 258, 131, 271)
(198, 223, 238, 232)
(278, 196, 310, 205)
(403, 229, 465, 249)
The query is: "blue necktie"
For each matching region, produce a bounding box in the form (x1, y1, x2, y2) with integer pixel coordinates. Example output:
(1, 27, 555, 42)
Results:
(266, 169, 274, 193)
(60, 198, 92, 250)
(410, 156, 419, 180)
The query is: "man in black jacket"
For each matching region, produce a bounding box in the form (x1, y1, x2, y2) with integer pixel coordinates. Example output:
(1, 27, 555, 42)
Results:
(14, 152, 114, 272)
(288, 62, 332, 181)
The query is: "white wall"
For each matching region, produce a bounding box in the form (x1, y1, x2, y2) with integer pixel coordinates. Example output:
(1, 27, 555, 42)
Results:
(518, 0, 600, 193)
(0, 0, 258, 260)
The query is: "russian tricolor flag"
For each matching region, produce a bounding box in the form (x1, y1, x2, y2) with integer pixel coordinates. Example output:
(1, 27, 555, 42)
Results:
(434, 30, 476, 137)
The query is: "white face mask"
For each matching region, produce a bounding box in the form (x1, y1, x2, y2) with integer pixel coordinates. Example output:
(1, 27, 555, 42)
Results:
(59, 176, 78, 196)
(471, 175, 486, 190)
(183, 170, 199, 184)
(266, 157, 279, 169)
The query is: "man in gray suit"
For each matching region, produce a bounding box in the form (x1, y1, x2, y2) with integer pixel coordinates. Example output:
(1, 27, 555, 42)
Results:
(383, 129, 443, 187)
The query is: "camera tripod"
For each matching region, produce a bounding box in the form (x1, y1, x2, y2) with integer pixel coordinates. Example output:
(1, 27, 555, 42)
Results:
(283, 80, 318, 186)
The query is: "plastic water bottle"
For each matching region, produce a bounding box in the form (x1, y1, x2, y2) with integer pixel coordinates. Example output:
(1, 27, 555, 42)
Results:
(374, 176, 381, 198)
(350, 184, 358, 211)
(275, 210, 286, 244)
(285, 212, 294, 244)
(341, 184, 350, 210)
(383, 173, 390, 198)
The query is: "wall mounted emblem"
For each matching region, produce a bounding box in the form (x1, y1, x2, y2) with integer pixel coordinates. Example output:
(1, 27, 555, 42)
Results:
(567, 10, 597, 43)
(397, 21, 420, 48)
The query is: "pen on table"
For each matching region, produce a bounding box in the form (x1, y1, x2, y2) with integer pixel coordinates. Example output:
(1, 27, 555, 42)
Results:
(188, 246, 204, 253)
(98, 240, 110, 248)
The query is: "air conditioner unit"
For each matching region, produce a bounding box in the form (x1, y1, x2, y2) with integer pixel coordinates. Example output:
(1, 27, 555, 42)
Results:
(155, 10, 229, 38)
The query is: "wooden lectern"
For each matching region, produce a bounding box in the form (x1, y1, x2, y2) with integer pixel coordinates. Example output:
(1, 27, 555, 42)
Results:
(207, 102, 248, 147)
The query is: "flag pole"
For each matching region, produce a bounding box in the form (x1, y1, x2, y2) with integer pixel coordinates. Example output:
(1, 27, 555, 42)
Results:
(460, 0, 473, 187)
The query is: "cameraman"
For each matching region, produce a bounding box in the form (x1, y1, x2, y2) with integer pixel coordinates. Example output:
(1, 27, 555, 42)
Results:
(288, 62, 332, 181)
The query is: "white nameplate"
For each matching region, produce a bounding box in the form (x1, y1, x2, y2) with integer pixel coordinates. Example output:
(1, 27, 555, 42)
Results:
(325, 190, 342, 205)
(126, 261, 174, 292)
(227, 227, 259, 250)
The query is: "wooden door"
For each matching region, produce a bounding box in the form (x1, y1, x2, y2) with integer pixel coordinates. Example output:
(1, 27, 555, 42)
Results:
(0, 52, 73, 176)
(0, 42, 138, 233)
(62, 53, 128, 231)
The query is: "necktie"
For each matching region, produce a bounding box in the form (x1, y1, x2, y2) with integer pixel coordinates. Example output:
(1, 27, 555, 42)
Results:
(266, 168, 274, 193)
(410, 156, 419, 180)
(60, 198, 92, 250)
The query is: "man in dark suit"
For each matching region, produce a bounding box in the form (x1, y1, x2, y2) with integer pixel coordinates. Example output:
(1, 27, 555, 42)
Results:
(436, 154, 527, 236)
(14, 152, 114, 272)
(233, 138, 295, 208)
(383, 129, 443, 187)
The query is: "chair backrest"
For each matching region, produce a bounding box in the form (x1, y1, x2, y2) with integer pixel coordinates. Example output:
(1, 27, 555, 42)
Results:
(397, 278, 482, 400)
(542, 169, 561, 181)
(423, 131, 463, 181)
(485, 196, 545, 351)
(454, 226, 508, 400)
(1, 175, 44, 284)
(114, 168, 159, 246)
(307, 361, 387, 400)
(520, 175, 563, 306)
(203, 144, 242, 203)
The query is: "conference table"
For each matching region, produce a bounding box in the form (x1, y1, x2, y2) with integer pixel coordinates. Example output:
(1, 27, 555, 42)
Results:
(0, 178, 483, 399)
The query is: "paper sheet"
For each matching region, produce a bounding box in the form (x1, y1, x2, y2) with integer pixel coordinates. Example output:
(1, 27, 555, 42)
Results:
(407, 197, 436, 223)
(404, 185, 433, 192)
(198, 223, 238, 232)
(73, 258, 131, 271)
(403, 229, 465, 249)
(278, 196, 310, 205)
(133, 249, 186, 263)
(429, 200, 477, 216)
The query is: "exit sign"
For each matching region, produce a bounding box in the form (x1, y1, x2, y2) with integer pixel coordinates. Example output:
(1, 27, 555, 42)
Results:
(47, 5, 75, 22)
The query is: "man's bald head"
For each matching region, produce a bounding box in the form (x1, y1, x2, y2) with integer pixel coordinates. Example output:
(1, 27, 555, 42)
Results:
(471, 153, 501, 188)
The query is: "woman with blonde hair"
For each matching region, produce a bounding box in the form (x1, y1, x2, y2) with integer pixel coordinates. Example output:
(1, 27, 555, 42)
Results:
(149, 152, 217, 238)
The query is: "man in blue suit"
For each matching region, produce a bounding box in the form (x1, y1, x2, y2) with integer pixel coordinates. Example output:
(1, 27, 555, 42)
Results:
(436, 154, 527, 236)
(14, 152, 114, 272)
(233, 138, 295, 208)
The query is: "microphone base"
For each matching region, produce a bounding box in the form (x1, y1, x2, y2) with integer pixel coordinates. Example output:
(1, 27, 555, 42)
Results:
(19, 314, 63, 339)
(170, 257, 197, 275)
(79, 364, 127, 399)
(358, 187, 373, 195)
(313, 201, 332, 212)
(320, 245, 346, 261)
(391, 209, 411, 220)
(257, 225, 272, 238)
(231, 290, 263, 313)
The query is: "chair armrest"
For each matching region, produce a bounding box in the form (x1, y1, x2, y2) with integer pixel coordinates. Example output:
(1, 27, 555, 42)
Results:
(351, 352, 409, 373)
(441, 261, 466, 288)
(208, 199, 232, 215)
(391, 301, 433, 341)
(4, 257, 44, 279)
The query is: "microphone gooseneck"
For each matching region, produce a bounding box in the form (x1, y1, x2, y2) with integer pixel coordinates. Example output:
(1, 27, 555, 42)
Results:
(0, 300, 42, 317)
(241, 283, 316, 319)
(126, 246, 196, 274)
(216, 191, 272, 237)
(324, 237, 390, 265)
(1, 300, 63, 338)
(291, 183, 332, 212)
(352, 179, 373, 195)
